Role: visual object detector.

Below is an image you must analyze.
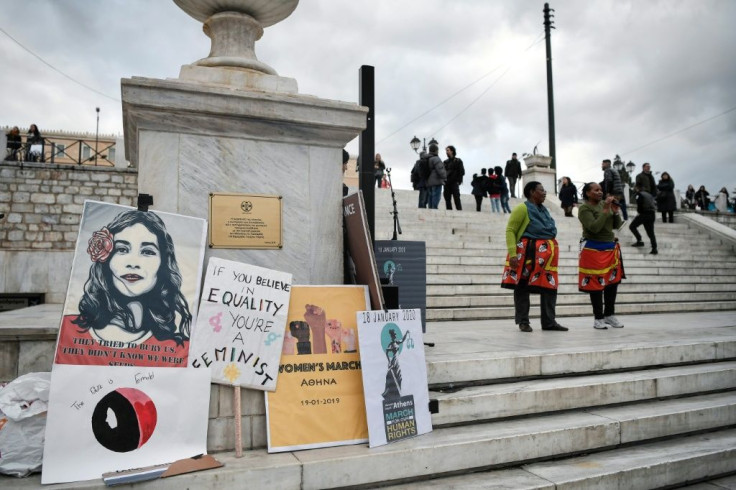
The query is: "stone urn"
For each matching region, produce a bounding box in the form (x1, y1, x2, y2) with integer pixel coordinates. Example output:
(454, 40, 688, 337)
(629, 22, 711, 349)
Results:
(173, 0, 299, 76)
(523, 154, 553, 168)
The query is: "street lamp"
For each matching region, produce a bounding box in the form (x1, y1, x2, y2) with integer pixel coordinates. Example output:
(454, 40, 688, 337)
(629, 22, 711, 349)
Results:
(613, 159, 624, 172)
(94, 107, 100, 166)
(409, 136, 438, 153)
(625, 161, 636, 200)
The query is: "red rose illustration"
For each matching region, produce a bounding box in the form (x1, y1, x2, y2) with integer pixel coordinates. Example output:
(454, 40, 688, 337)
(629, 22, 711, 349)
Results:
(88, 228, 114, 263)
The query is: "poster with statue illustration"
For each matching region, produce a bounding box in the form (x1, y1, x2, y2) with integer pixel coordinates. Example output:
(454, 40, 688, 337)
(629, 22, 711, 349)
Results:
(41, 365, 210, 484)
(189, 257, 292, 390)
(53, 200, 207, 368)
(265, 285, 370, 452)
(356, 308, 432, 447)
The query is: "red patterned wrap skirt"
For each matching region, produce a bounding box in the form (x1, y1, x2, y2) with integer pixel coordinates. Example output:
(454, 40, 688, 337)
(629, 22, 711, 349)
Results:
(501, 237, 559, 292)
(578, 240, 625, 292)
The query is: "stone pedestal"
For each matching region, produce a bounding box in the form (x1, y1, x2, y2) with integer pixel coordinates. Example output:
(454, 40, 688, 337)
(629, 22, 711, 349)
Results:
(121, 77, 367, 284)
(522, 154, 556, 196)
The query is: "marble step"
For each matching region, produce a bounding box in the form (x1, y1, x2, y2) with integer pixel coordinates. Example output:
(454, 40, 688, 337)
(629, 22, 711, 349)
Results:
(425, 245, 735, 257)
(403, 224, 720, 235)
(427, 300, 736, 321)
(388, 227, 708, 241)
(428, 291, 736, 309)
(427, 255, 736, 266)
(426, 264, 736, 276)
(408, 239, 729, 253)
(427, 273, 736, 285)
(427, 337, 736, 386)
(431, 363, 736, 426)
(384, 428, 736, 490)
(376, 210, 693, 225)
(428, 282, 736, 296)
(18, 399, 736, 489)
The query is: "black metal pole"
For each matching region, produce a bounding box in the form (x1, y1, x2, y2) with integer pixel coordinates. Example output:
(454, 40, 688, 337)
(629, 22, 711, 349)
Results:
(544, 3, 557, 187)
(385, 168, 401, 240)
(359, 65, 376, 243)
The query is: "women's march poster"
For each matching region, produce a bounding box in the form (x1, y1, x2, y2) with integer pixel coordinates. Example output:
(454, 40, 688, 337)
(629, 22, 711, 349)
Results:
(53, 201, 207, 368)
(42, 365, 210, 484)
(356, 308, 432, 448)
(189, 257, 292, 390)
(265, 285, 370, 452)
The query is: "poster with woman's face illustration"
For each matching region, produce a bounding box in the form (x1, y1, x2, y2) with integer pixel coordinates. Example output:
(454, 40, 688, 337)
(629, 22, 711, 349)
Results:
(54, 201, 208, 368)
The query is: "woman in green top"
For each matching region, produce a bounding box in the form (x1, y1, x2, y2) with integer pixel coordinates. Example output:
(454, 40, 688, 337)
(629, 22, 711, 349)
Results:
(578, 182, 626, 330)
(501, 181, 567, 333)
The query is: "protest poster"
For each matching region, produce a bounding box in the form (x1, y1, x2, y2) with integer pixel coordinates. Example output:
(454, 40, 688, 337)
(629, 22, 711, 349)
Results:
(189, 257, 292, 390)
(265, 285, 369, 452)
(54, 201, 207, 368)
(41, 365, 210, 484)
(356, 308, 432, 447)
(343, 191, 384, 309)
(374, 240, 427, 332)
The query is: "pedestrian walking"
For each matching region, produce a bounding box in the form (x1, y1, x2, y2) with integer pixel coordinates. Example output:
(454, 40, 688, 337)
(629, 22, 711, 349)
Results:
(504, 152, 522, 198)
(630, 184, 658, 255)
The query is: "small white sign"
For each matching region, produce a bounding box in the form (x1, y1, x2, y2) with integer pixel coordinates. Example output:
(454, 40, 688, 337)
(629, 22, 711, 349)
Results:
(356, 308, 432, 447)
(42, 365, 210, 485)
(189, 257, 292, 390)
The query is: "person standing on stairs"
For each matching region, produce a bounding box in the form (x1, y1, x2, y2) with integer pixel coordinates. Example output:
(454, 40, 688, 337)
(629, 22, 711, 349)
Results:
(471, 168, 489, 212)
(577, 182, 626, 330)
(501, 181, 567, 333)
(443, 145, 465, 210)
(426, 144, 447, 209)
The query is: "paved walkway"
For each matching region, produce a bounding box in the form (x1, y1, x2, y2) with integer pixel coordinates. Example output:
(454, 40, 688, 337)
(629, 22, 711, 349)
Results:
(424, 310, 736, 365)
(2, 305, 735, 370)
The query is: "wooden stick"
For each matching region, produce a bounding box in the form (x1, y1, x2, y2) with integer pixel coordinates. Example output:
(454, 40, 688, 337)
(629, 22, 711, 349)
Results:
(233, 385, 242, 458)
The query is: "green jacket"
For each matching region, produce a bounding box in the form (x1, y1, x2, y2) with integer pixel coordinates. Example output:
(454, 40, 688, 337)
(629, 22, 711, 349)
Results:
(578, 201, 622, 242)
(505, 202, 531, 256)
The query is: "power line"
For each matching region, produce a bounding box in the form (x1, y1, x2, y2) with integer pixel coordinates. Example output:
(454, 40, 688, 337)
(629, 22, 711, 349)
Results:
(0, 25, 120, 102)
(622, 105, 736, 156)
(431, 34, 545, 138)
(377, 31, 545, 145)
(376, 64, 506, 145)
(430, 65, 513, 137)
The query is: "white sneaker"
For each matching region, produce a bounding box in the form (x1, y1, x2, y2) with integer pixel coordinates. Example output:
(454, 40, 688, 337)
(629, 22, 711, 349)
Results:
(593, 318, 608, 329)
(604, 315, 624, 328)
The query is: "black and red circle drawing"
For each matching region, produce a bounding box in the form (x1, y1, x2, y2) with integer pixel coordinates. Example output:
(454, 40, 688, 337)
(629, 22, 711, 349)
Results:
(91, 388, 157, 453)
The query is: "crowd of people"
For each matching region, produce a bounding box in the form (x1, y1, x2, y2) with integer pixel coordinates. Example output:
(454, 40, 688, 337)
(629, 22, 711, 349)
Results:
(406, 147, 734, 216)
(408, 147, 522, 212)
(4, 124, 44, 162)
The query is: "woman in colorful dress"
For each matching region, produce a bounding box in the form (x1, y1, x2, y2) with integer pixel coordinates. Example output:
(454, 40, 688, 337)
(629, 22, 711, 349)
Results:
(501, 181, 567, 333)
(578, 182, 625, 330)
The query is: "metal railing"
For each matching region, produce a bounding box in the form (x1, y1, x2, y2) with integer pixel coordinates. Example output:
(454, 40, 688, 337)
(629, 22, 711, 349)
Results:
(4, 137, 115, 166)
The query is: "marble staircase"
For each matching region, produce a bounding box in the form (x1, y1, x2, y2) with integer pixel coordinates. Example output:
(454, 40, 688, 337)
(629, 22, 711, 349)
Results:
(373, 188, 736, 322)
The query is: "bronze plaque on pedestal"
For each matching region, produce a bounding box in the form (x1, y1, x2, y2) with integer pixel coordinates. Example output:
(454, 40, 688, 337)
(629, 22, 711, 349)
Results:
(209, 193, 282, 249)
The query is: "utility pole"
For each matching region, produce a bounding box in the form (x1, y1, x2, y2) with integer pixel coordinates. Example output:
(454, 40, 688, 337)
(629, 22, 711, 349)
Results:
(359, 65, 375, 242)
(543, 3, 557, 186)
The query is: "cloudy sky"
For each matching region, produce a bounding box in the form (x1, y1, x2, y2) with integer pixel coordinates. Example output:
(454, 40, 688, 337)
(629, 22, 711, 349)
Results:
(2, 0, 735, 196)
